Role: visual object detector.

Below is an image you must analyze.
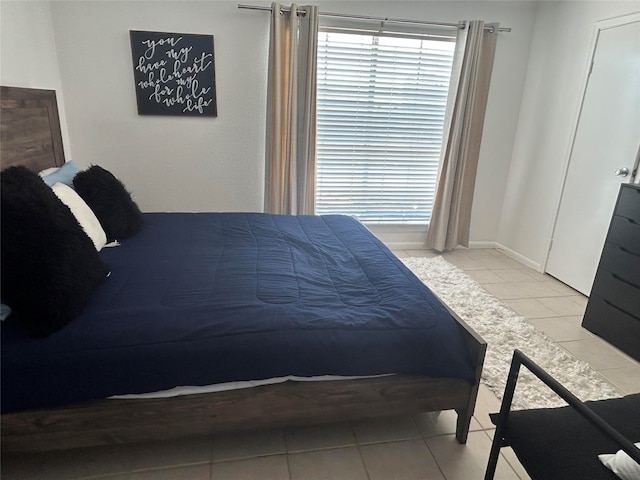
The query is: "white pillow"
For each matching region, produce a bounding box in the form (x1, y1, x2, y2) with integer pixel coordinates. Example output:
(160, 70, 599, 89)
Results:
(599, 442, 640, 480)
(51, 182, 107, 251)
(38, 167, 59, 177)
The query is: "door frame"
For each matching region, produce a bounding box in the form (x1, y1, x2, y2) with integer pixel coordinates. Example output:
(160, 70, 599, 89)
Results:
(541, 12, 640, 274)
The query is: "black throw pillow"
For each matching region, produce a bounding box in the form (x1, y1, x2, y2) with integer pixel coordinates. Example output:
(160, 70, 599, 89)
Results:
(0, 166, 110, 337)
(73, 165, 143, 242)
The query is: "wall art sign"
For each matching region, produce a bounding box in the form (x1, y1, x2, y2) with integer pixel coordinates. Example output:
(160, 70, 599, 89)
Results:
(130, 30, 217, 117)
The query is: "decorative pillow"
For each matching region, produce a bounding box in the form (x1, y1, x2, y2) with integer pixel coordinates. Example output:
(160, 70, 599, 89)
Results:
(41, 160, 80, 187)
(51, 182, 108, 251)
(599, 443, 640, 480)
(0, 166, 110, 337)
(73, 166, 143, 242)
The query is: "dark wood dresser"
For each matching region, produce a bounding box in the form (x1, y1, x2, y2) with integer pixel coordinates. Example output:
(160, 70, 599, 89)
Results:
(582, 183, 640, 361)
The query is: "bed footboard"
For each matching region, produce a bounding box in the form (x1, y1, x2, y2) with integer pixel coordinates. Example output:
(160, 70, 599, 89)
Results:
(3, 374, 477, 452)
(435, 291, 487, 444)
(453, 314, 486, 443)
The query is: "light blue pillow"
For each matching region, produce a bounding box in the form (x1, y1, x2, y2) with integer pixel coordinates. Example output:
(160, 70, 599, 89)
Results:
(42, 160, 81, 188)
(0, 303, 11, 321)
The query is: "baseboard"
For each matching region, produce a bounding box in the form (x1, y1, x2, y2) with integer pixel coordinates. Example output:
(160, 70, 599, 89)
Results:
(384, 240, 544, 273)
(388, 241, 494, 251)
(466, 241, 499, 249)
(387, 241, 504, 251)
(493, 243, 543, 272)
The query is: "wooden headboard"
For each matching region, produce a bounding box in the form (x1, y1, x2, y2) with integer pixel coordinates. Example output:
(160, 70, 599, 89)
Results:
(0, 86, 65, 172)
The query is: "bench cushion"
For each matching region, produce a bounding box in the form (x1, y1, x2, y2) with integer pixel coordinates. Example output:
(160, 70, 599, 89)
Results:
(491, 393, 640, 480)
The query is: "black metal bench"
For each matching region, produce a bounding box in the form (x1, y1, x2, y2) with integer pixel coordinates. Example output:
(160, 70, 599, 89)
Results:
(485, 349, 640, 480)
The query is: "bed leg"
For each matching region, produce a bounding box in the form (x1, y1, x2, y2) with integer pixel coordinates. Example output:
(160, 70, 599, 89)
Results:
(455, 381, 480, 444)
(454, 407, 472, 444)
(452, 314, 486, 445)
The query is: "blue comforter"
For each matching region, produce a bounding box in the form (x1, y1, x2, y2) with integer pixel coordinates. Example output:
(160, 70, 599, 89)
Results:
(1, 213, 475, 412)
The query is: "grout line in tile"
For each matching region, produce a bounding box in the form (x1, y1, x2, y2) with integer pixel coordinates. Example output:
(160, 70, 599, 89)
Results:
(481, 430, 528, 480)
(285, 452, 293, 480)
(355, 445, 373, 480)
(211, 451, 285, 463)
(130, 459, 211, 473)
(421, 436, 448, 480)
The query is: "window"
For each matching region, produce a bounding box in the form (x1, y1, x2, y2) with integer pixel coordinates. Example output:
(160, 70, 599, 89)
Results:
(315, 28, 456, 224)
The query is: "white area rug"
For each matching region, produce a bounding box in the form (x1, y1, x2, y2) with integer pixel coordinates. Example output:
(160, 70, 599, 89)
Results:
(403, 256, 621, 410)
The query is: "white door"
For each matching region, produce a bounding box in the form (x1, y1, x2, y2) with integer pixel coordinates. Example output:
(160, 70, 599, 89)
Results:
(545, 16, 640, 296)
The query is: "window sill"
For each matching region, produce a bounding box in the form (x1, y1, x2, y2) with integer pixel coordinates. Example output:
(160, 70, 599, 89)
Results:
(364, 223, 429, 250)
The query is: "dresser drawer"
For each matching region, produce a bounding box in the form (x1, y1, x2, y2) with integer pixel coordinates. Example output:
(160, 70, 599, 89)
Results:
(616, 184, 640, 222)
(583, 294, 640, 361)
(598, 242, 640, 287)
(591, 268, 640, 316)
(607, 215, 640, 256)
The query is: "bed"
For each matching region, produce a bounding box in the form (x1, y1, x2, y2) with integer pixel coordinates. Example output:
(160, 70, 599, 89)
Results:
(0, 85, 487, 453)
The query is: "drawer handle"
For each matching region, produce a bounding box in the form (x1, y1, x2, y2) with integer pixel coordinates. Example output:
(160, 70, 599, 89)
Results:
(611, 273, 640, 290)
(602, 298, 640, 321)
(618, 246, 640, 259)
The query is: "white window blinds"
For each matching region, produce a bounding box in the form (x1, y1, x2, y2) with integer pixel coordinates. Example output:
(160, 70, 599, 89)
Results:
(315, 29, 456, 224)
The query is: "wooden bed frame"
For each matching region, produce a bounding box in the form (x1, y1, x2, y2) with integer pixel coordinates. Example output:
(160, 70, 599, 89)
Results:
(0, 85, 487, 453)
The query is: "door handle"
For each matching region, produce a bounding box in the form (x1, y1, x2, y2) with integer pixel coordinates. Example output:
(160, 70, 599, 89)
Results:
(614, 167, 629, 177)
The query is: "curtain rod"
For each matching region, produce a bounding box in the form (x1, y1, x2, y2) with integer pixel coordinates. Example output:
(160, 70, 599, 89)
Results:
(237, 4, 511, 33)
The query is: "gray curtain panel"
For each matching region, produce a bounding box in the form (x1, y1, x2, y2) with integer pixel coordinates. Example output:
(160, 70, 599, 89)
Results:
(425, 20, 498, 251)
(264, 2, 318, 215)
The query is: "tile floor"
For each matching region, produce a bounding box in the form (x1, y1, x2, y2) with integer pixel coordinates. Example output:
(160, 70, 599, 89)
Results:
(3, 248, 639, 480)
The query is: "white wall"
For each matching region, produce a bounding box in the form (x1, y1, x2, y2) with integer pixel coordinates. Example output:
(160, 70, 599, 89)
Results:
(497, 1, 639, 270)
(0, 0, 71, 160)
(42, 0, 536, 236)
(48, 1, 270, 213)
